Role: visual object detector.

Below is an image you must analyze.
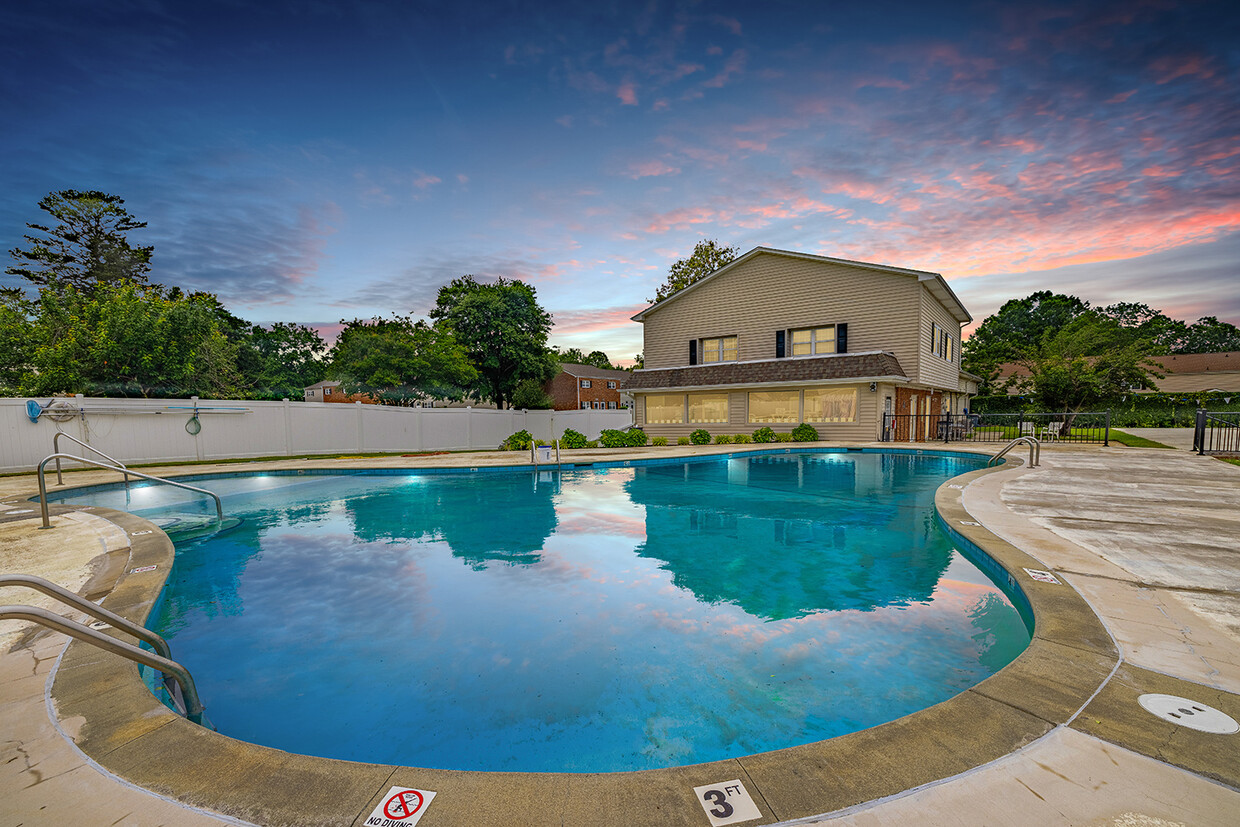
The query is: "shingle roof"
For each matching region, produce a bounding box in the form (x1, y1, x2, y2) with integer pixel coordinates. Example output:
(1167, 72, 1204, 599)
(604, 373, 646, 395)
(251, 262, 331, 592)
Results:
(1149, 351, 1240, 373)
(621, 351, 907, 391)
(558, 363, 632, 379)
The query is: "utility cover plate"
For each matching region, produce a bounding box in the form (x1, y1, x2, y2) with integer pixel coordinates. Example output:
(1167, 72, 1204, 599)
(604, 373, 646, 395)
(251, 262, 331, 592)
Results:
(1137, 694, 1238, 734)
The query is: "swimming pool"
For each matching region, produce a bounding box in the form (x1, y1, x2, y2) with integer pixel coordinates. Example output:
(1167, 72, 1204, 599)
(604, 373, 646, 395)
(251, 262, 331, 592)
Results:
(55, 449, 1031, 773)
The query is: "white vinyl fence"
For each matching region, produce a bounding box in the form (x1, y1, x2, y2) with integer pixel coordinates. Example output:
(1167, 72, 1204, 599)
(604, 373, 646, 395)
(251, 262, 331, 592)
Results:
(0, 396, 634, 474)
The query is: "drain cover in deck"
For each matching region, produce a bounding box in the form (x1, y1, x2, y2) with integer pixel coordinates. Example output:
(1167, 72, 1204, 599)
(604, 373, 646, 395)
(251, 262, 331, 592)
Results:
(1138, 694, 1239, 734)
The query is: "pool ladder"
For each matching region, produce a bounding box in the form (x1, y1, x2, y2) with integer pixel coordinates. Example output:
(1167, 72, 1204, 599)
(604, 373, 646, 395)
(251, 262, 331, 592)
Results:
(36, 453, 223, 529)
(0, 574, 211, 727)
(988, 436, 1040, 468)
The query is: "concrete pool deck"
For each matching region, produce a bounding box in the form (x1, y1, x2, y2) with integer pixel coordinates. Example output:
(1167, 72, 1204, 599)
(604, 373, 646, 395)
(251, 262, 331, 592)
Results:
(2, 442, 1238, 826)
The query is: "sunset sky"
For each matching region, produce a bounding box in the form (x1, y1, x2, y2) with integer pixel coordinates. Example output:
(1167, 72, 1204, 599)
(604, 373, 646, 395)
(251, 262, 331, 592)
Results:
(2, 0, 1237, 365)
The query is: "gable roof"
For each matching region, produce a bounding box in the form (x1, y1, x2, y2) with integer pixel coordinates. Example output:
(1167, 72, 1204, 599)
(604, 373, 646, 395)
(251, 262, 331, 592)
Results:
(1149, 351, 1240, 373)
(631, 246, 972, 324)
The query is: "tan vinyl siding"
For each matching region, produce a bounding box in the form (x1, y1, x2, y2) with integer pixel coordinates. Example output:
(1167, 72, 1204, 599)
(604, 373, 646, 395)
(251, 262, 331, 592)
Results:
(1153, 372, 1240, 393)
(642, 253, 923, 377)
(916, 287, 963, 390)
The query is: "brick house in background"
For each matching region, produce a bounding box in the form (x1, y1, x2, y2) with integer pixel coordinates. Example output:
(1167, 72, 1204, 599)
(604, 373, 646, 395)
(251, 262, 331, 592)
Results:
(545, 363, 633, 410)
(622, 247, 973, 441)
(302, 380, 378, 404)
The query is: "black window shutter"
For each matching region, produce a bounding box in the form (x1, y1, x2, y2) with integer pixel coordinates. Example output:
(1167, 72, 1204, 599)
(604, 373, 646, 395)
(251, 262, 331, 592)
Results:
(837, 323, 848, 353)
(775, 330, 785, 358)
(689, 340, 697, 365)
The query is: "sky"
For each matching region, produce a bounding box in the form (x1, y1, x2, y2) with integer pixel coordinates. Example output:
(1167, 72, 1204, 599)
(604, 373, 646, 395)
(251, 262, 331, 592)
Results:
(2, 0, 1237, 366)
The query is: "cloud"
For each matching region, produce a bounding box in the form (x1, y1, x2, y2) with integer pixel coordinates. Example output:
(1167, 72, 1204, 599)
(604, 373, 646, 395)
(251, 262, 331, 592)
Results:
(625, 159, 681, 179)
(550, 305, 649, 335)
(616, 80, 638, 105)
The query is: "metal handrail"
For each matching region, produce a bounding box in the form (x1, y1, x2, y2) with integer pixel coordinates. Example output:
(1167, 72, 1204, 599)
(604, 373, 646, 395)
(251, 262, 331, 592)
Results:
(52, 432, 131, 486)
(988, 436, 1040, 468)
(0, 573, 171, 659)
(0, 604, 208, 725)
(37, 453, 223, 529)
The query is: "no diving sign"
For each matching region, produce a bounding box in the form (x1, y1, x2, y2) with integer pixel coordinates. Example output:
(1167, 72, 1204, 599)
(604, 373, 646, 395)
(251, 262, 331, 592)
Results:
(365, 786, 436, 826)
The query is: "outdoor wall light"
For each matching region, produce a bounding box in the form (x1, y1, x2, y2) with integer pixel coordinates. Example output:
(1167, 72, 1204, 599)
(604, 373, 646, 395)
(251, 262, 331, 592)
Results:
(869, 382, 877, 392)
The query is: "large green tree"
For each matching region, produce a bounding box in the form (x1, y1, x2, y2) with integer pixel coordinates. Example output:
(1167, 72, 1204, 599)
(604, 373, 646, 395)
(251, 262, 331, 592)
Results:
(963, 292, 1091, 392)
(7, 190, 154, 290)
(555, 347, 616, 369)
(9, 281, 245, 397)
(429, 275, 556, 409)
(648, 239, 738, 303)
(1008, 312, 1162, 413)
(1176, 316, 1240, 353)
(330, 316, 477, 406)
(248, 322, 329, 400)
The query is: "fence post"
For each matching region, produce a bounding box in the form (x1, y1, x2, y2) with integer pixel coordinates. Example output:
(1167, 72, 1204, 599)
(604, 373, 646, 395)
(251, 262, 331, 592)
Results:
(1103, 410, 1110, 447)
(282, 398, 292, 456)
(1194, 408, 1206, 455)
(355, 401, 364, 452)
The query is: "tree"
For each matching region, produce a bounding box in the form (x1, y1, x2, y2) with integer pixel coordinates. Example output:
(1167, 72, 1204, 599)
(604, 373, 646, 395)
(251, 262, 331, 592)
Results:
(329, 316, 477, 406)
(1097, 302, 1186, 354)
(631, 353, 644, 370)
(7, 190, 153, 290)
(1175, 316, 1240, 353)
(429, 275, 557, 409)
(0, 288, 34, 393)
(511, 378, 553, 409)
(648, 239, 738, 303)
(248, 322, 328, 400)
(555, 347, 616, 369)
(962, 291, 1090, 392)
(12, 281, 245, 397)
(1008, 312, 1162, 414)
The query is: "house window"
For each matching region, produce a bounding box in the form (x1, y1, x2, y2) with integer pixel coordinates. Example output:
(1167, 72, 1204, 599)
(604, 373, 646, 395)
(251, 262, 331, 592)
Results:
(688, 392, 729, 423)
(308, 390, 315, 397)
(607, 381, 617, 389)
(748, 391, 800, 423)
(931, 323, 955, 360)
(608, 401, 617, 409)
(804, 388, 857, 423)
(790, 326, 836, 356)
(645, 393, 684, 424)
(701, 335, 737, 363)
(581, 379, 592, 388)
(581, 402, 589, 409)
(324, 387, 333, 396)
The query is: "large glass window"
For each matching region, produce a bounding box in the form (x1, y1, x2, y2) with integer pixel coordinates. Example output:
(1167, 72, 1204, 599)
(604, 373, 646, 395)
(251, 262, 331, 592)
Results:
(804, 388, 857, 423)
(645, 394, 684, 424)
(688, 393, 729, 423)
(748, 391, 800, 423)
(790, 326, 836, 356)
(701, 336, 737, 363)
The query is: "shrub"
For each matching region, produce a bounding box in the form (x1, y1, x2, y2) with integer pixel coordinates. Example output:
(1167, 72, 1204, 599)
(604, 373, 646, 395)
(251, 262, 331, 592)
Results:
(690, 428, 711, 445)
(511, 378, 553, 409)
(791, 423, 819, 442)
(560, 428, 587, 449)
(500, 429, 534, 451)
(732, 433, 751, 444)
(677, 436, 691, 445)
(586, 440, 599, 448)
(714, 434, 732, 445)
(775, 432, 793, 442)
(652, 436, 668, 446)
(599, 429, 627, 448)
(625, 428, 648, 447)
(752, 426, 776, 443)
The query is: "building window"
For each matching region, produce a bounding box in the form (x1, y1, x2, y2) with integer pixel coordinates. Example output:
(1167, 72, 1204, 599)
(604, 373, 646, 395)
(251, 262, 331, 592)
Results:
(931, 323, 955, 361)
(581, 379, 592, 388)
(645, 393, 685, 424)
(804, 388, 857, 423)
(308, 390, 315, 397)
(701, 335, 737, 363)
(608, 401, 617, 409)
(790, 326, 836, 356)
(607, 381, 617, 389)
(687, 392, 729, 423)
(324, 387, 333, 396)
(581, 402, 589, 409)
(748, 391, 800, 424)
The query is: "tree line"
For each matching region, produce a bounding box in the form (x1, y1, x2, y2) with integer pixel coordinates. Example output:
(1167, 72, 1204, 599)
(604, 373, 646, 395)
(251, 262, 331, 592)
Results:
(1, 190, 631, 407)
(962, 291, 1240, 411)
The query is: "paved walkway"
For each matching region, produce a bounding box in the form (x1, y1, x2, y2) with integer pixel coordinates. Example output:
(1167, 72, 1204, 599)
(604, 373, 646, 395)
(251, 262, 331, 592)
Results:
(1118, 427, 1198, 451)
(2, 444, 1239, 826)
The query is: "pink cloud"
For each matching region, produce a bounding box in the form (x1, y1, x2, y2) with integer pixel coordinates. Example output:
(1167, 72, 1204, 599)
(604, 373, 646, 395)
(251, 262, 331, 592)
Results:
(703, 49, 746, 89)
(551, 305, 651, 335)
(1151, 54, 1216, 84)
(617, 80, 638, 105)
(625, 159, 681, 179)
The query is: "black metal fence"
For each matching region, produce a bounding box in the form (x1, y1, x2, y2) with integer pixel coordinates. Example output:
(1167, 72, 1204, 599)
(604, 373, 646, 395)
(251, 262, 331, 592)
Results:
(881, 411, 1111, 446)
(1194, 409, 1240, 455)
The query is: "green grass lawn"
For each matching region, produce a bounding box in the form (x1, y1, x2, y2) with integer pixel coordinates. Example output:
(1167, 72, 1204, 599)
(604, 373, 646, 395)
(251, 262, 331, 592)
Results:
(1217, 456, 1240, 467)
(1109, 429, 1176, 449)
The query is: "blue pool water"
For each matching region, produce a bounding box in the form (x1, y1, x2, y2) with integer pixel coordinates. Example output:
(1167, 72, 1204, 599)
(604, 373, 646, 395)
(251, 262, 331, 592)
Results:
(59, 450, 1031, 772)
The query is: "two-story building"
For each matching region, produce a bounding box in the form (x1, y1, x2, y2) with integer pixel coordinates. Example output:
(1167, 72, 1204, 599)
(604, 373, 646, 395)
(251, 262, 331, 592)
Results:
(545, 363, 633, 410)
(622, 247, 972, 441)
